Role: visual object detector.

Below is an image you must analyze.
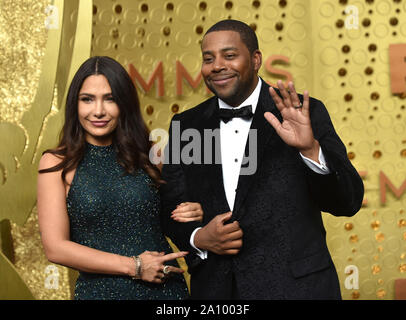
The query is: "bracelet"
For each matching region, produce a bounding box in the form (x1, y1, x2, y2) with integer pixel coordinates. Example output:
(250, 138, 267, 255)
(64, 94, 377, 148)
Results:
(131, 255, 142, 280)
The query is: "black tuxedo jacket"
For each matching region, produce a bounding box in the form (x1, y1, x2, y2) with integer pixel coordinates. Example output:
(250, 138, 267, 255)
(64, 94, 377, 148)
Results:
(160, 80, 364, 299)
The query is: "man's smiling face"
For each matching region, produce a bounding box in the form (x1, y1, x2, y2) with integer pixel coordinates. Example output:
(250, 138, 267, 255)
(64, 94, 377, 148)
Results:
(201, 30, 262, 107)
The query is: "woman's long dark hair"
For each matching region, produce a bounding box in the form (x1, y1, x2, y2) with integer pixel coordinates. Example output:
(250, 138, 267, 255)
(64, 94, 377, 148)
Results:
(39, 56, 162, 186)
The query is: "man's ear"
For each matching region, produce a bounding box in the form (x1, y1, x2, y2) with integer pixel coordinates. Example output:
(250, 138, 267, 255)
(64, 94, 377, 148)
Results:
(252, 50, 262, 72)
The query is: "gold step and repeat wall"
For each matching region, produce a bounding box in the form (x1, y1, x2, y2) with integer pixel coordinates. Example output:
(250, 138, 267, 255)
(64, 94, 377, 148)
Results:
(1, 0, 406, 299)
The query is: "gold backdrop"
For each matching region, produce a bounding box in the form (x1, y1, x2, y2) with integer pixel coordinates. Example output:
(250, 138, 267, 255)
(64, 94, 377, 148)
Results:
(1, 0, 406, 300)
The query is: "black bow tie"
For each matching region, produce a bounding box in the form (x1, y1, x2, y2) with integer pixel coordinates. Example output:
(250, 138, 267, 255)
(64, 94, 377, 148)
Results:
(219, 105, 253, 123)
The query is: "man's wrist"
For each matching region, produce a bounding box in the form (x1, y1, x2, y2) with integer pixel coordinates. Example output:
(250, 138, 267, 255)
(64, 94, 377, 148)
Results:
(194, 227, 207, 251)
(299, 139, 320, 163)
(300, 145, 330, 175)
(190, 227, 208, 259)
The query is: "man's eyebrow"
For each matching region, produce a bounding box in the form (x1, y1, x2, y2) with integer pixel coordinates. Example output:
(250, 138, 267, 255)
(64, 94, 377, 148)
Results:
(202, 47, 238, 55)
(221, 47, 238, 52)
(202, 50, 213, 55)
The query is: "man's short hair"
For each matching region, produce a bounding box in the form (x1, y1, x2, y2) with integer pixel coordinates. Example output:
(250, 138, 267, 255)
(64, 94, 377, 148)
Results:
(204, 19, 259, 54)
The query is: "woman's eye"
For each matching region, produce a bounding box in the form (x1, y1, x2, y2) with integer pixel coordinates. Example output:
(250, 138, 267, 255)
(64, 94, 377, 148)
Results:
(80, 97, 92, 102)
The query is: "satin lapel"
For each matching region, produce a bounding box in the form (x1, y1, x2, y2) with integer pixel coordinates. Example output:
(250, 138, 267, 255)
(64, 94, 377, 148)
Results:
(232, 81, 281, 219)
(199, 98, 231, 214)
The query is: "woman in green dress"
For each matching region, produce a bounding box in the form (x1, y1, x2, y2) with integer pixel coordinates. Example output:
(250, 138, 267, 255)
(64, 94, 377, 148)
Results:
(37, 56, 202, 299)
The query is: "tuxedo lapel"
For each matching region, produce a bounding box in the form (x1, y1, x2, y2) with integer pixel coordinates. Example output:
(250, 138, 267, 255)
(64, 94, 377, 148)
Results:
(198, 98, 231, 215)
(232, 81, 281, 219)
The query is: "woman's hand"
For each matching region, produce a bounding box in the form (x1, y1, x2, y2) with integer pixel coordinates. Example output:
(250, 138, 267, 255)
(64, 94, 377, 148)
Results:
(171, 202, 203, 222)
(137, 250, 188, 283)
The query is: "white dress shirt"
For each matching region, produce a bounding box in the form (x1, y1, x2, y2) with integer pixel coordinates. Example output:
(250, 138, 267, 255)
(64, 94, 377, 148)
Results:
(190, 79, 330, 258)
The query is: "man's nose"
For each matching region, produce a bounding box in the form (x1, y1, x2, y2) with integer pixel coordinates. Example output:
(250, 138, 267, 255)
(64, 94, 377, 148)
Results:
(212, 58, 226, 72)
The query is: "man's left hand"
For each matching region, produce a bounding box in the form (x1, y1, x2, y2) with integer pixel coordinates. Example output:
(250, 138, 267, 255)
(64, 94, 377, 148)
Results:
(264, 80, 320, 163)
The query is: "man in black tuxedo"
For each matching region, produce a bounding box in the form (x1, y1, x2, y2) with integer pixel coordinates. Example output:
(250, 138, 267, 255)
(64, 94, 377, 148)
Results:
(160, 20, 364, 299)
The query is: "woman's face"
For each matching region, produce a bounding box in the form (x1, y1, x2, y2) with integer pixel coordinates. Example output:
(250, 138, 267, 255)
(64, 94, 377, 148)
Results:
(78, 75, 120, 146)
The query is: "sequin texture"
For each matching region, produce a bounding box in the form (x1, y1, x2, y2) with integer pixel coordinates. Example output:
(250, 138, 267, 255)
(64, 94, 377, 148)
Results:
(66, 143, 188, 300)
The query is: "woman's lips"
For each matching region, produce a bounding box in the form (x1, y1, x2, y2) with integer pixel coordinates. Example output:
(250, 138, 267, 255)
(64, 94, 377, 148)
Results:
(90, 120, 110, 127)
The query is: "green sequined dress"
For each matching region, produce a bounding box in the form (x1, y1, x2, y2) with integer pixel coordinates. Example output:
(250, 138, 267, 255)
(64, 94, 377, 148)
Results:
(66, 143, 189, 300)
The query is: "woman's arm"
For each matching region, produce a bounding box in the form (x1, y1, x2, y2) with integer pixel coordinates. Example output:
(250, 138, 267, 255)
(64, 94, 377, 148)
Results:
(37, 153, 186, 282)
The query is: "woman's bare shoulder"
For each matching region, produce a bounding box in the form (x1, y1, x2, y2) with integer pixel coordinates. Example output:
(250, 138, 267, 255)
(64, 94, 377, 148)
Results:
(38, 150, 64, 171)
